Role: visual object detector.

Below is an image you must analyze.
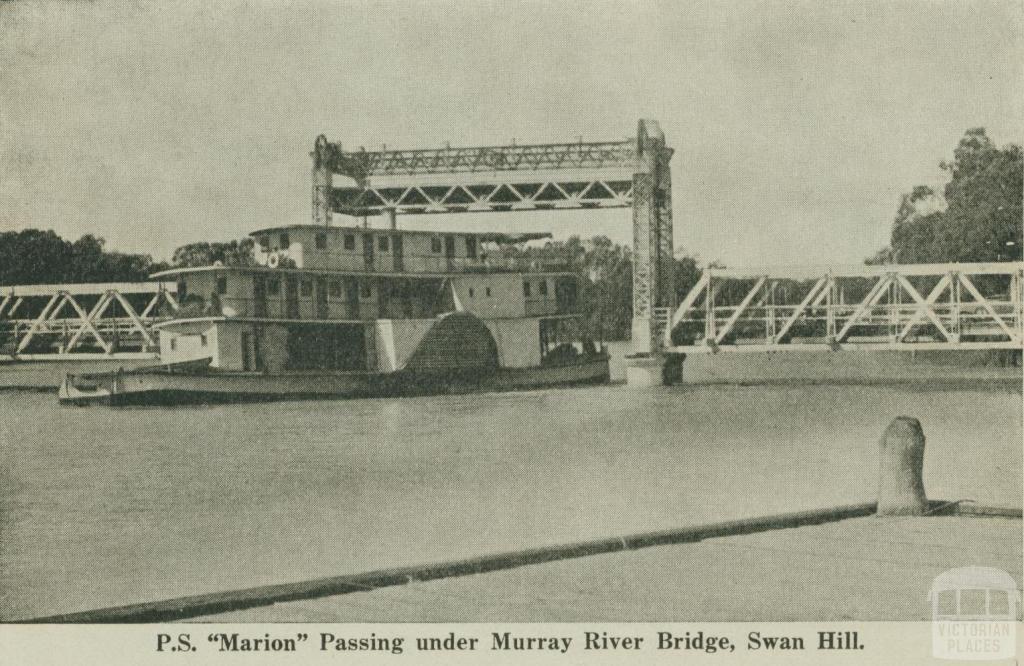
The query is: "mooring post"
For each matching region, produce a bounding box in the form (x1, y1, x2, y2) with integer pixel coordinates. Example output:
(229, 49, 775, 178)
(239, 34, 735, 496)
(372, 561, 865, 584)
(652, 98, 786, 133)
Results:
(877, 416, 928, 516)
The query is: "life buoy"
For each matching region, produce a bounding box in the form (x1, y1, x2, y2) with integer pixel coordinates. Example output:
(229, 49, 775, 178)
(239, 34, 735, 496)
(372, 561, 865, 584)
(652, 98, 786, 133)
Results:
(267, 253, 280, 268)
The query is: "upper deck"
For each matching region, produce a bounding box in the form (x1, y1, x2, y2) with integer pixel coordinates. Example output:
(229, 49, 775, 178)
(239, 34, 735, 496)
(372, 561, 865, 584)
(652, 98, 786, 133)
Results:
(251, 224, 569, 274)
(150, 265, 581, 323)
(150, 225, 585, 325)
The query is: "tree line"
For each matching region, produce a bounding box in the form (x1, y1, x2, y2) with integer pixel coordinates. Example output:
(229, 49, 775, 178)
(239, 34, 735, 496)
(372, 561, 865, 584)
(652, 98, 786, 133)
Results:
(0, 230, 170, 285)
(869, 128, 1022, 265)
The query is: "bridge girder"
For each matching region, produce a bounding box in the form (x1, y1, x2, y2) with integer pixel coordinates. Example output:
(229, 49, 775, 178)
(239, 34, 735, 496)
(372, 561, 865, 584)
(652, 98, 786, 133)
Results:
(331, 179, 635, 216)
(322, 139, 637, 180)
(663, 262, 1024, 354)
(0, 282, 176, 360)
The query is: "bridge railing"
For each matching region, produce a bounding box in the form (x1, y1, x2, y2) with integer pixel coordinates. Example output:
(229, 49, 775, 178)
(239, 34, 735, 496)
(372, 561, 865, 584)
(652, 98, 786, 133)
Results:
(0, 282, 177, 360)
(664, 262, 1024, 353)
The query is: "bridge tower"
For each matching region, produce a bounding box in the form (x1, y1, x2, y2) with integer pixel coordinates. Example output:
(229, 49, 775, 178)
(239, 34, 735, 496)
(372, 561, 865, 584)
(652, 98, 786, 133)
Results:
(630, 120, 676, 356)
(311, 119, 678, 383)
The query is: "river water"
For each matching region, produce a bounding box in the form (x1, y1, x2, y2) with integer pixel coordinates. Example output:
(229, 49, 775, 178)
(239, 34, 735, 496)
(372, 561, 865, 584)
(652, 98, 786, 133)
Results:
(0, 362, 1020, 620)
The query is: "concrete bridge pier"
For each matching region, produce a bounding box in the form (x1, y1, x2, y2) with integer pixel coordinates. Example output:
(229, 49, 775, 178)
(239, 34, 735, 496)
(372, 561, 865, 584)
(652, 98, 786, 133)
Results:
(625, 352, 685, 387)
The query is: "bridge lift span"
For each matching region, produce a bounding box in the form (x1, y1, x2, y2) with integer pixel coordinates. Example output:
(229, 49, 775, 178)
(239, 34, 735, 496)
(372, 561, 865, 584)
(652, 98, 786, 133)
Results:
(311, 120, 677, 370)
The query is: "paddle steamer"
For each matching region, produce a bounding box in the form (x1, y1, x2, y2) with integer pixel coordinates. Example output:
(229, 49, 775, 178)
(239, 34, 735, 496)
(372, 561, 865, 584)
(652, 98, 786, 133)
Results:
(59, 224, 608, 404)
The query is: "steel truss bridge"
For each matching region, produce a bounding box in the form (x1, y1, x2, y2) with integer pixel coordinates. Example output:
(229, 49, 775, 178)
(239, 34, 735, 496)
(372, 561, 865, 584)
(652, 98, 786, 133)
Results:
(662, 262, 1024, 354)
(0, 282, 177, 361)
(5, 123, 1016, 365)
(313, 120, 676, 354)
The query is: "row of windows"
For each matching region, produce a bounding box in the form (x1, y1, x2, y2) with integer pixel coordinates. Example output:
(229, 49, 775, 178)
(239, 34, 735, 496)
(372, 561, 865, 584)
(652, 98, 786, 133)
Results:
(262, 232, 477, 256)
(465, 281, 550, 298)
(263, 278, 373, 299)
(213, 274, 553, 300)
(213, 274, 428, 300)
(523, 280, 549, 297)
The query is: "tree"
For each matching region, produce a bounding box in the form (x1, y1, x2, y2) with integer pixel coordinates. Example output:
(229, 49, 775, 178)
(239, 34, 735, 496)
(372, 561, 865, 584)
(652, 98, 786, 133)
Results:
(503, 235, 707, 341)
(171, 238, 255, 268)
(0, 229, 165, 285)
(872, 129, 1023, 264)
(0, 229, 70, 285)
(939, 129, 1022, 262)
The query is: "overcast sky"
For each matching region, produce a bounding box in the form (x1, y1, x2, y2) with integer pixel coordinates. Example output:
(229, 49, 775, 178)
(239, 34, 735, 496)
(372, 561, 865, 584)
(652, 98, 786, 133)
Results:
(1, 0, 1021, 267)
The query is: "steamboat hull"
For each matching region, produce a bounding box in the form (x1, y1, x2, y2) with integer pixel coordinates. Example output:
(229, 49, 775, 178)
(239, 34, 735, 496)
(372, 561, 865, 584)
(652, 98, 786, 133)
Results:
(58, 358, 610, 406)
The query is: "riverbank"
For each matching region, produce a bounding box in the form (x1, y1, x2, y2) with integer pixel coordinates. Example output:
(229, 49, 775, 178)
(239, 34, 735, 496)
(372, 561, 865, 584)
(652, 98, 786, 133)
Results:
(201, 513, 1022, 622)
(674, 350, 1022, 387)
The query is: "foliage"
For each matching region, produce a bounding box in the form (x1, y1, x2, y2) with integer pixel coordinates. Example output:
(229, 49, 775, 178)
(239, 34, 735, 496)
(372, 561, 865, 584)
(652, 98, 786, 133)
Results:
(509, 235, 705, 341)
(0, 229, 169, 285)
(171, 238, 255, 267)
(870, 129, 1022, 264)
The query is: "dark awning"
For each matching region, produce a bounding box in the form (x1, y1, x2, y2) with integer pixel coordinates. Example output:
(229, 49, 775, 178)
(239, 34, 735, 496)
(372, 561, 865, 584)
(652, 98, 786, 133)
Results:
(476, 232, 552, 244)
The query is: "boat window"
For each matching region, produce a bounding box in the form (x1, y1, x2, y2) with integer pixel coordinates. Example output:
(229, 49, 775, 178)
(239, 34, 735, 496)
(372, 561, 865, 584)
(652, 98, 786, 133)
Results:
(539, 279, 547, 296)
(468, 287, 475, 298)
(216, 275, 227, 295)
(170, 338, 177, 351)
(360, 281, 372, 298)
(329, 281, 342, 298)
(300, 280, 313, 297)
(557, 277, 578, 310)
(267, 278, 281, 295)
(176, 278, 187, 299)
(344, 234, 356, 250)
(466, 236, 477, 259)
(523, 281, 532, 297)
(315, 233, 327, 250)
(379, 235, 389, 252)
(257, 235, 270, 250)
(279, 232, 290, 249)
(200, 334, 208, 347)
(486, 286, 492, 297)
(431, 237, 442, 253)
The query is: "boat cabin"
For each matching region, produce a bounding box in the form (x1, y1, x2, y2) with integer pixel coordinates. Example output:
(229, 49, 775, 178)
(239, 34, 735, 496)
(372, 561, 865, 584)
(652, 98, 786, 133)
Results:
(251, 224, 562, 274)
(152, 225, 586, 375)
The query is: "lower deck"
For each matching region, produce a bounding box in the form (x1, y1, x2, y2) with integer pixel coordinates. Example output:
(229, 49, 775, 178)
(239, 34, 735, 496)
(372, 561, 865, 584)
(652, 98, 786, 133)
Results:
(60, 356, 611, 405)
(157, 314, 597, 375)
